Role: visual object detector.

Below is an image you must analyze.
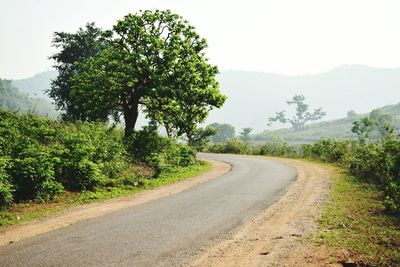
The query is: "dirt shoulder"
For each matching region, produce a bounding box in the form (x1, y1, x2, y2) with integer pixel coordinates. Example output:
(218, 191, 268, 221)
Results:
(191, 157, 339, 267)
(0, 159, 231, 247)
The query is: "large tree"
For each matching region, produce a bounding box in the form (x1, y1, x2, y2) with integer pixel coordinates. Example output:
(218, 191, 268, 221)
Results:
(49, 10, 226, 137)
(268, 95, 326, 131)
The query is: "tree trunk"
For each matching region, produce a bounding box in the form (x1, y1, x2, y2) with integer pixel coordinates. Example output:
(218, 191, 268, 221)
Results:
(123, 102, 139, 138)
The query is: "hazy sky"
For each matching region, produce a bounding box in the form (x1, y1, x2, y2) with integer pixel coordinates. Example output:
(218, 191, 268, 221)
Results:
(1, 0, 400, 79)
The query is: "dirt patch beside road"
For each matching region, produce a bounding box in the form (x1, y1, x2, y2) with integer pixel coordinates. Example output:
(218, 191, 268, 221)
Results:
(191, 157, 339, 267)
(0, 159, 231, 247)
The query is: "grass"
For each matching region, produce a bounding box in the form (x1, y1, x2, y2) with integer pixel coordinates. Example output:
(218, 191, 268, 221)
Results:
(314, 165, 400, 266)
(0, 161, 211, 228)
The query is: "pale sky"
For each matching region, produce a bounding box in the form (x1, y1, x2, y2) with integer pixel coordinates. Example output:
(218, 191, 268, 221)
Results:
(1, 0, 400, 79)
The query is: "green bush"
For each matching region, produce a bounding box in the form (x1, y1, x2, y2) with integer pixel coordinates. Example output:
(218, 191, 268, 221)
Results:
(10, 145, 63, 201)
(125, 126, 196, 176)
(53, 122, 127, 190)
(300, 139, 356, 163)
(0, 157, 14, 208)
(302, 136, 400, 213)
(0, 110, 128, 207)
(258, 143, 298, 157)
(207, 138, 251, 154)
(0, 109, 198, 208)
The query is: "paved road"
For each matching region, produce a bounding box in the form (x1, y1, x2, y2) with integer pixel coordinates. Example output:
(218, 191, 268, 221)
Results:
(0, 153, 297, 267)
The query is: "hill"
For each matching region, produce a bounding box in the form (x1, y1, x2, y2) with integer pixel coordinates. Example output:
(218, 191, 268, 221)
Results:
(253, 102, 400, 145)
(8, 65, 400, 132)
(12, 70, 57, 99)
(208, 65, 400, 132)
(0, 79, 59, 119)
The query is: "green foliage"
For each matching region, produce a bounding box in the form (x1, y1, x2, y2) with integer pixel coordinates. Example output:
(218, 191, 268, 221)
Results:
(10, 145, 63, 201)
(50, 10, 226, 137)
(268, 95, 326, 131)
(0, 110, 127, 207)
(301, 139, 356, 163)
(0, 157, 14, 208)
(207, 138, 251, 154)
(187, 126, 217, 150)
(207, 122, 235, 143)
(258, 142, 298, 157)
(0, 109, 198, 209)
(352, 109, 395, 143)
(125, 126, 196, 176)
(49, 23, 111, 122)
(53, 122, 127, 191)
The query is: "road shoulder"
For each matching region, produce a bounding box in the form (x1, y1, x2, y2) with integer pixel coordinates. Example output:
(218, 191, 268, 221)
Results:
(191, 157, 338, 267)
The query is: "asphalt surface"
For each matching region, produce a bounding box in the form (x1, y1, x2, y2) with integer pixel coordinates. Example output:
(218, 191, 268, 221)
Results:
(0, 153, 297, 267)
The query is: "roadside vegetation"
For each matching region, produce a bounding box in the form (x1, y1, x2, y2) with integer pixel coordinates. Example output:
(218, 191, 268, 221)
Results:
(206, 109, 400, 265)
(0, 110, 209, 216)
(315, 166, 400, 266)
(0, 10, 225, 226)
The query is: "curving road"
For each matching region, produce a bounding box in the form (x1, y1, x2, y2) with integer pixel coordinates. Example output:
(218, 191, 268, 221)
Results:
(0, 153, 297, 267)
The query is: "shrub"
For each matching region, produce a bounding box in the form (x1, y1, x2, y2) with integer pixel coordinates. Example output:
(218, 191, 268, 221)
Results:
(125, 126, 196, 176)
(0, 109, 197, 208)
(54, 122, 127, 191)
(0, 157, 14, 208)
(300, 139, 355, 163)
(10, 145, 63, 201)
(207, 138, 251, 154)
(258, 143, 299, 157)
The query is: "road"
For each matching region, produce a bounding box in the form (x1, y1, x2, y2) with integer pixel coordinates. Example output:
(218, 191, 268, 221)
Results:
(0, 153, 297, 267)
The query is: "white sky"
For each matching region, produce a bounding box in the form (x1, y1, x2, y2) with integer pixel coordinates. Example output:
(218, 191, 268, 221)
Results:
(1, 0, 400, 79)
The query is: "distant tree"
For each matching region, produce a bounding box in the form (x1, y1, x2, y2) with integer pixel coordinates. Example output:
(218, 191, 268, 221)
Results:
(239, 127, 253, 143)
(207, 123, 235, 143)
(49, 10, 226, 137)
(351, 108, 394, 143)
(268, 95, 326, 131)
(187, 127, 217, 150)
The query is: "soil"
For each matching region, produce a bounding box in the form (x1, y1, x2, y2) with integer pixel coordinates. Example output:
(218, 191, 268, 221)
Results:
(190, 157, 340, 267)
(0, 159, 231, 247)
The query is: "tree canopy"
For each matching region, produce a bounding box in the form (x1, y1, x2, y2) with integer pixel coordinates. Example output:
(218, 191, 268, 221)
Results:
(268, 95, 326, 131)
(49, 10, 226, 137)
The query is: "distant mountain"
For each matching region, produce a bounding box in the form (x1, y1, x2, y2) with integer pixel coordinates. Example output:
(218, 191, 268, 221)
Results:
(207, 65, 400, 132)
(9, 65, 400, 132)
(12, 70, 57, 99)
(0, 79, 59, 119)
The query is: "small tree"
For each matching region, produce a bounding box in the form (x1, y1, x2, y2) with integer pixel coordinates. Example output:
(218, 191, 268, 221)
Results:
(239, 127, 253, 143)
(268, 95, 326, 131)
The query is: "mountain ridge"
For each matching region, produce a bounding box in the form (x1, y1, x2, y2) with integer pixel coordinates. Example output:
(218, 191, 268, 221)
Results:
(7, 65, 400, 133)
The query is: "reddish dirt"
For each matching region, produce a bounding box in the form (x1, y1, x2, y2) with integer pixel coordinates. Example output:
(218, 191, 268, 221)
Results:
(191, 157, 340, 267)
